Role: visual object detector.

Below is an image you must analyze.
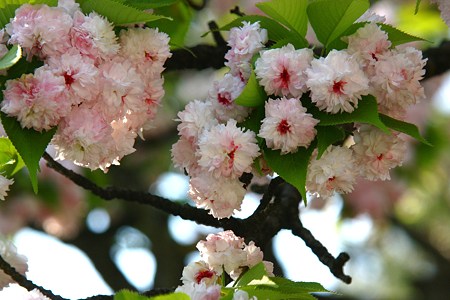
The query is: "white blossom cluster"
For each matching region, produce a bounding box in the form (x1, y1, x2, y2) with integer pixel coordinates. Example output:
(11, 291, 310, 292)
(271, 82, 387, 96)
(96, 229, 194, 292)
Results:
(175, 230, 271, 300)
(173, 18, 426, 216)
(1, 0, 171, 171)
(0, 239, 28, 290)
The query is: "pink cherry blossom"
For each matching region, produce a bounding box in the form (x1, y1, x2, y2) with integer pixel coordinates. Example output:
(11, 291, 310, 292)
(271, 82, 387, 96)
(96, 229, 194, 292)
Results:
(197, 119, 260, 179)
(171, 136, 201, 177)
(371, 47, 426, 118)
(176, 100, 218, 143)
(351, 125, 406, 180)
(1, 68, 69, 131)
(6, 4, 72, 60)
(70, 11, 119, 63)
(0, 239, 28, 289)
(175, 282, 221, 300)
(431, 0, 450, 26)
(208, 73, 250, 122)
(57, 0, 81, 17)
(258, 97, 319, 154)
(189, 174, 246, 219)
(119, 27, 171, 69)
(52, 105, 118, 171)
(181, 261, 218, 286)
(0, 175, 13, 201)
(306, 50, 370, 114)
(255, 44, 313, 98)
(306, 145, 357, 199)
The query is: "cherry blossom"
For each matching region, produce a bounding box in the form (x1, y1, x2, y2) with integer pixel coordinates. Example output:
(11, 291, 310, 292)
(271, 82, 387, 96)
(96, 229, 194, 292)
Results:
(306, 145, 357, 199)
(0, 239, 28, 289)
(176, 100, 218, 143)
(189, 174, 247, 219)
(255, 44, 313, 97)
(171, 136, 201, 176)
(197, 119, 260, 179)
(431, 0, 450, 26)
(0, 175, 13, 201)
(181, 261, 218, 286)
(306, 49, 370, 114)
(351, 125, 406, 180)
(258, 97, 319, 154)
(175, 282, 221, 300)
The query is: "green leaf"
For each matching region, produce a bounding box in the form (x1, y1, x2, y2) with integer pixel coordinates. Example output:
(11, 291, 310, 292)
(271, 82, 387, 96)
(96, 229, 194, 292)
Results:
(379, 23, 426, 46)
(415, 0, 421, 14)
(216, 15, 308, 47)
(0, 45, 21, 70)
(148, 293, 190, 300)
(307, 0, 369, 48)
(1, 113, 56, 193)
(0, 137, 24, 176)
(79, 0, 170, 25)
(379, 114, 431, 145)
(263, 144, 314, 203)
(256, 0, 308, 36)
(316, 126, 345, 159)
(305, 95, 389, 133)
(151, 1, 191, 47)
(114, 290, 151, 300)
(235, 262, 267, 287)
(234, 69, 267, 107)
(124, 0, 179, 10)
(269, 277, 331, 294)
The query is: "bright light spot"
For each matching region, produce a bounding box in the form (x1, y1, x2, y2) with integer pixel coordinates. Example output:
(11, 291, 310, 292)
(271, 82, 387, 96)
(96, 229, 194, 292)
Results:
(340, 214, 373, 244)
(433, 73, 450, 114)
(168, 216, 199, 245)
(10, 228, 112, 299)
(233, 193, 260, 219)
(184, 251, 201, 265)
(116, 226, 150, 248)
(114, 248, 156, 291)
(86, 208, 111, 234)
(154, 172, 189, 200)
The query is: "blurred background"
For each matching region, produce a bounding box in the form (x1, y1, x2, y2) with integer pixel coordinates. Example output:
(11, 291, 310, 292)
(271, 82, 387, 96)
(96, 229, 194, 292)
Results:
(1, 0, 450, 299)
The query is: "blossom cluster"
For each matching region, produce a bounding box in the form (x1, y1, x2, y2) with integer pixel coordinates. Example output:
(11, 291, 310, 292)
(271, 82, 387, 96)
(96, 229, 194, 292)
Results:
(172, 18, 426, 218)
(1, 0, 171, 171)
(0, 239, 28, 290)
(175, 230, 272, 300)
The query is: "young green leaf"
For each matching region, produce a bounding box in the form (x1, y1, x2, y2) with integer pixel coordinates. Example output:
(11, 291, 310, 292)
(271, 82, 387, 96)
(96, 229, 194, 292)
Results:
(235, 262, 267, 287)
(124, 0, 179, 10)
(269, 277, 331, 294)
(148, 293, 190, 300)
(307, 0, 369, 48)
(114, 290, 151, 300)
(379, 114, 431, 145)
(263, 144, 314, 203)
(1, 113, 56, 193)
(0, 137, 24, 177)
(305, 95, 389, 133)
(79, 0, 170, 25)
(379, 23, 426, 46)
(234, 70, 267, 107)
(316, 126, 345, 159)
(0, 45, 21, 70)
(256, 0, 308, 37)
(415, 0, 422, 14)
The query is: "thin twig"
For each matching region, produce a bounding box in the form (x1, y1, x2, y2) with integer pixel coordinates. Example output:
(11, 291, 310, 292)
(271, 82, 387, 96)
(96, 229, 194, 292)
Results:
(185, 0, 207, 10)
(0, 254, 67, 300)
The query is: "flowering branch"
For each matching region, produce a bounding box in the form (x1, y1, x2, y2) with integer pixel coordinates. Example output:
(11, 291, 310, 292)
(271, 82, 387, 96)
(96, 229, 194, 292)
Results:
(0, 254, 67, 300)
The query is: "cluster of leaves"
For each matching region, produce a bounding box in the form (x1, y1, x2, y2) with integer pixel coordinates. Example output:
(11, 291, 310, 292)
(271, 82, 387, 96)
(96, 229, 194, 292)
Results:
(115, 263, 331, 300)
(217, 0, 429, 203)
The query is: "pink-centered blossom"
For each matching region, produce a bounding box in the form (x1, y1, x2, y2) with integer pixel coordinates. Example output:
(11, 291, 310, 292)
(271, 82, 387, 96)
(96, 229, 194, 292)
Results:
(255, 44, 313, 98)
(176, 100, 218, 143)
(306, 50, 370, 114)
(189, 174, 246, 219)
(119, 27, 171, 69)
(258, 97, 319, 154)
(181, 261, 218, 286)
(1, 68, 69, 131)
(171, 136, 201, 176)
(0, 239, 28, 289)
(0, 175, 14, 201)
(197, 119, 260, 179)
(351, 125, 406, 180)
(306, 145, 357, 199)
(6, 4, 72, 60)
(371, 47, 426, 118)
(208, 73, 250, 122)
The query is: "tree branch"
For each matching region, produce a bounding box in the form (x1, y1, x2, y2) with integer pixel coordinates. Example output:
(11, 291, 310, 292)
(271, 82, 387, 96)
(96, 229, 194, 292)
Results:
(0, 254, 67, 300)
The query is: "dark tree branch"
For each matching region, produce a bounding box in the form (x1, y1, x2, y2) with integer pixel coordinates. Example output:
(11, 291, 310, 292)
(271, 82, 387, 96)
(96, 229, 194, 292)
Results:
(184, 0, 207, 11)
(0, 254, 67, 300)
